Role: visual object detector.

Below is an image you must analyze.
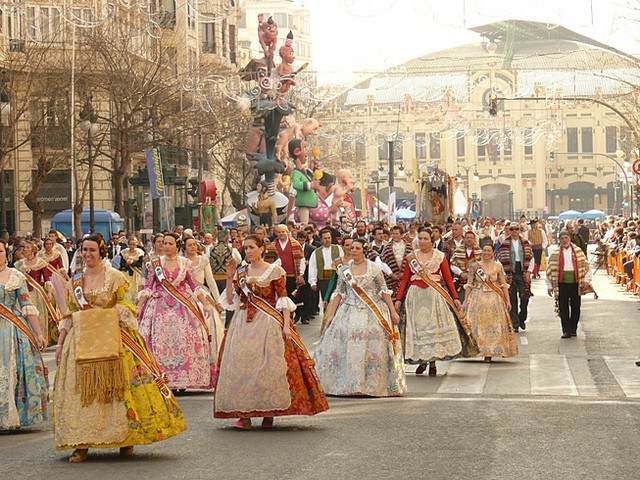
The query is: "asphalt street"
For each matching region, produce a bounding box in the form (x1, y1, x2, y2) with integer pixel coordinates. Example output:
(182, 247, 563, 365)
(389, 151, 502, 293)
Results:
(2, 253, 640, 480)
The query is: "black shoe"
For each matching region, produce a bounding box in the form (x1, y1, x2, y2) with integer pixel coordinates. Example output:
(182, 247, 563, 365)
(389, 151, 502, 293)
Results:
(301, 318, 309, 325)
(513, 326, 519, 333)
(561, 333, 571, 339)
(520, 322, 526, 331)
(635, 360, 640, 367)
(570, 332, 577, 337)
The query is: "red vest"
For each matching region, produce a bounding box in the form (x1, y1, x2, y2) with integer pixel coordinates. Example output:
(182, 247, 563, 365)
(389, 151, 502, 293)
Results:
(276, 240, 295, 275)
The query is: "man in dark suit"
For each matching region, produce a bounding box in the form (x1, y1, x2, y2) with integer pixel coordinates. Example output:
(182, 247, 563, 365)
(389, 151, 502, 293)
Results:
(295, 230, 316, 324)
(432, 225, 445, 252)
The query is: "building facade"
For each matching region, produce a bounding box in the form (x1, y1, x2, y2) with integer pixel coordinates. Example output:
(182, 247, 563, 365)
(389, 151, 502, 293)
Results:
(315, 20, 638, 220)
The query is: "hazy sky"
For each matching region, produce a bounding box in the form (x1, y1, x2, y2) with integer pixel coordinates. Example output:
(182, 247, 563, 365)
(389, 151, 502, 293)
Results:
(306, 0, 639, 84)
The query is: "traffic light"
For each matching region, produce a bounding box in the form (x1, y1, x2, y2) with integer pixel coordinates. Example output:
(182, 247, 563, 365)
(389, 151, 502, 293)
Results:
(489, 93, 498, 116)
(549, 151, 555, 163)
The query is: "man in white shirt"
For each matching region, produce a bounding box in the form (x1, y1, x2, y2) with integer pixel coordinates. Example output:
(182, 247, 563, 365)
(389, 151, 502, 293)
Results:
(370, 226, 387, 256)
(309, 229, 343, 303)
(546, 230, 592, 338)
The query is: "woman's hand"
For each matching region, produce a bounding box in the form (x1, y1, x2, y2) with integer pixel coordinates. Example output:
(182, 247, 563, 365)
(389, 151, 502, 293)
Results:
(390, 309, 400, 326)
(282, 323, 292, 341)
(36, 334, 46, 351)
(505, 300, 512, 312)
(55, 345, 63, 365)
(453, 299, 462, 311)
(216, 303, 224, 313)
(394, 300, 402, 311)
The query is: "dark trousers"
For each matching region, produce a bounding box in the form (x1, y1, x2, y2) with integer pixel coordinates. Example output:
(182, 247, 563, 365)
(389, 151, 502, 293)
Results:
(216, 279, 233, 329)
(317, 279, 331, 303)
(509, 273, 529, 328)
(558, 282, 581, 335)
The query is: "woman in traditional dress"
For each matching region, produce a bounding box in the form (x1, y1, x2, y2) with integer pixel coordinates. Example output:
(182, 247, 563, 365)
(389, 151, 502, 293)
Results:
(139, 233, 164, 287)
(53, 233, 186, 462)
(462, 238, 518, 362)
(183, 235, 224, 371)
(14, 240, 58, 345)
(117, 236, 145, 303)
(0, 240, 48, 431)
(314, 238, 406, 397)
(137, 233, 216, 391)
(395, 228, 477, 377)
(320, 236, 353, 334)
(215, 234, 328, 429)
(38, 237, 66, 278)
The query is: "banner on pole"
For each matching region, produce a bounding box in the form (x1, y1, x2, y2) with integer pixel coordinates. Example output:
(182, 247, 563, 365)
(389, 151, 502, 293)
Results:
(146, 147, 165, 199)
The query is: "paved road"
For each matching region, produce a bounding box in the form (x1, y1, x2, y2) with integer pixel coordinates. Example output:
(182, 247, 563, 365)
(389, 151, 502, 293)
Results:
(2, 259, 640, 480)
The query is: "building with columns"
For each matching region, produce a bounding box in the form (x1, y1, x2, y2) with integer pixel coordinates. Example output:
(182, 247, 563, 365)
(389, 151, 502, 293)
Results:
(315, 20, 638, 220)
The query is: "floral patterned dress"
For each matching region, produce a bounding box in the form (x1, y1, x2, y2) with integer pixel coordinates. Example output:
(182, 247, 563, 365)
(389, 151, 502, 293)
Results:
(464, 261, 518, 358)
(0, 269, 49, 430)
(53, 267, 186, 450)
(313, 260, 406, 397)
(214, 263, 328, 419)
(138, 256, 215, 389)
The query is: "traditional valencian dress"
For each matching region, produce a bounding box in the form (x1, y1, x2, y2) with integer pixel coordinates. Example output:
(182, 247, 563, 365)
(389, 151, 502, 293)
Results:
(187, 254, 225, 376)
(14, 257, 59, 345)
(117, 247, 145, 303)
(0, 269, 49, 430)
(53, 267, 186, 450)
(464, 260, 518, 358)
(313, 260, 406, 397)
(138, 256, 215, 390)
(214, 262, 328, 419)
(396, 249, 478, 363)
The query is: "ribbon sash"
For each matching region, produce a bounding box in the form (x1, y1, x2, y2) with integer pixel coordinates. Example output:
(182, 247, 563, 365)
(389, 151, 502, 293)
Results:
(407, 252, 466, 323)
(45, 263, 67, 283)
(23, 274, 61, 324)
(333, 258, 399, 354)
(120, 329, 176, 403)
(0, 301, 47, 374)
(469, 261, 509, 306)
(151, 257, 211, 342)
(236, 266, 313, 359)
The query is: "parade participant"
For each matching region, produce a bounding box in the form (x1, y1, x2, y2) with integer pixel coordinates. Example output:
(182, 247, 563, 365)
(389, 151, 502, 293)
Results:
(449, 231, 482, 303)
(431, 226, 446, 252)
(371, 226, 387, 256)
(497, 223, 534, 332)
(14, 240, 58, 345)
(38, 237, 68, 280)
(183, 235, 225, 370)
(309, 228, 344, 306)
(380, 225, 412, 297)
(395, 229, 477, 376)
(546, 230, 592, 338)
(524, 220, 548, 278)
(215, 235, 328, 428)
(566, 220, 588, 256)
(264, 224, 305, 298)
(53, 233, 185, 462)
(0, 239, 48, 431)
(117, 236, 145, 303)
(209, 230, 242, 327)
(47, 230, 70, 272)
(294, 230, 316, 324)
(315, 238, 406, 396)
(462, 238, 518, 362)
(137, 233, 217, 391)
(444, 221, 464, 261)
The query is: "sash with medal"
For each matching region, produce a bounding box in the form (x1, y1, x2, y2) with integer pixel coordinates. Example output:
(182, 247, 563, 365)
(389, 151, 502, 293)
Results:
(333, 258, 400, 355)
(406, 253, 479, 358)
(150, 256, 211, 342)
(469, 261, 509, 305)
(235, 264, 318, 373)
(72, 272, 176, 405)
(22, 273, 61, 325)
(71, 273, 127, 406)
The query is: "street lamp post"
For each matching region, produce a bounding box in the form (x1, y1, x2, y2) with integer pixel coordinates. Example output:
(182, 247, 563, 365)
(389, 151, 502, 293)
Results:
(0, 81, 9, 241)
(78, 96, 99, 234)
(551, 151, 632, 217)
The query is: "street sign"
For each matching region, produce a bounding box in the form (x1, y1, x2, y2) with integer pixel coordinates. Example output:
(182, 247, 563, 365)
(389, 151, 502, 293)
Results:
(633, 158, 640, 175)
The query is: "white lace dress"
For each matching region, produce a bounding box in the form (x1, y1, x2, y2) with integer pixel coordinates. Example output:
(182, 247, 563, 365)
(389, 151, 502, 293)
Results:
(313, 260, 406, 397)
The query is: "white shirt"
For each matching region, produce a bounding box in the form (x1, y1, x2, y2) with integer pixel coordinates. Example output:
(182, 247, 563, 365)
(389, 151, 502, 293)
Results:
(308, 245, 344, 286)
(391, 241, 406, 268)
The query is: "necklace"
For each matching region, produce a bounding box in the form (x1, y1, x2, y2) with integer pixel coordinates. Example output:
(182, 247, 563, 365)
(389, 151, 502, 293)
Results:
(353, 259, 366, 265)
